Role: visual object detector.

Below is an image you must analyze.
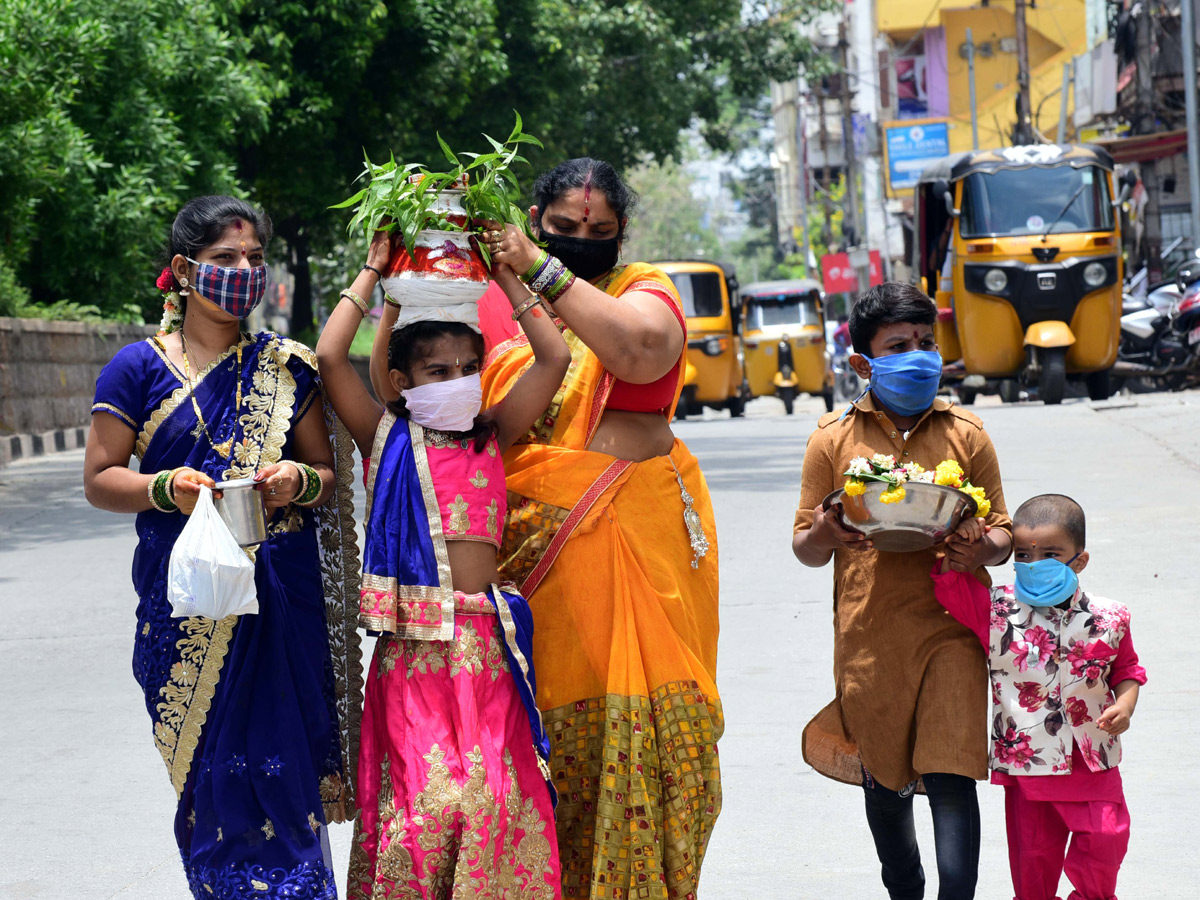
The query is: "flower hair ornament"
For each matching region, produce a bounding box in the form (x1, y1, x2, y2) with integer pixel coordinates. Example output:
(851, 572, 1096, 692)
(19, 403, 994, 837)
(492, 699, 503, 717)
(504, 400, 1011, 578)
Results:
(156, 266, 185, 336)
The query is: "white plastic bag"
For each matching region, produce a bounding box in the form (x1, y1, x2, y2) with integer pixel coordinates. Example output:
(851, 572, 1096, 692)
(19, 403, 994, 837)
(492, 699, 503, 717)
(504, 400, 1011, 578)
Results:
(167, 486, 258, 619)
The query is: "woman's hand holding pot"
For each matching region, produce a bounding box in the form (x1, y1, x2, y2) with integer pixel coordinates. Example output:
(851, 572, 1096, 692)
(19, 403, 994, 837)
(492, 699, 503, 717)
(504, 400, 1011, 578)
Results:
(253, 462, 301, 512)
(476, 221, 540, 275)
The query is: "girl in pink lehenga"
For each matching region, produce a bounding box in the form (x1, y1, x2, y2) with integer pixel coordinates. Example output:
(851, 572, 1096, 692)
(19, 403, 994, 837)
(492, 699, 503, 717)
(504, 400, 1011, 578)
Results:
(317, 229, 569, 898)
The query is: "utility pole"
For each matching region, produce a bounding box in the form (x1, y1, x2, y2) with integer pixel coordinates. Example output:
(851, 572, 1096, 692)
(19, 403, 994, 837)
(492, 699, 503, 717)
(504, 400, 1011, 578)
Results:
(1013, 0, 1034, 144)
(1181, 0, 1200, 249)
(839, 17, 870, 295)
(966, 27, 980, 149)
(1136, 0, 1162, 280)
(795, 78, 811, 275)
(817, 84, 835, 251)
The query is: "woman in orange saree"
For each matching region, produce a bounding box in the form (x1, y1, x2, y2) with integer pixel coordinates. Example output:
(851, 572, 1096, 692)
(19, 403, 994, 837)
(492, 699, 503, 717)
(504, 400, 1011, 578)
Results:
(477, 158, 723, 900)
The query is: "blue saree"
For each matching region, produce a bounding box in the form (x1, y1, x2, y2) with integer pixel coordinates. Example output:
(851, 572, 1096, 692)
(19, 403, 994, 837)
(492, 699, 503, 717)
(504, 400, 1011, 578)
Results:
(92, 332, 363, 900)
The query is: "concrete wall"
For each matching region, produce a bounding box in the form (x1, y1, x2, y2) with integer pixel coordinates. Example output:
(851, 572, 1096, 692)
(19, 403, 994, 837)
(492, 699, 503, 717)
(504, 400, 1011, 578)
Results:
(0, 318, 156, 436)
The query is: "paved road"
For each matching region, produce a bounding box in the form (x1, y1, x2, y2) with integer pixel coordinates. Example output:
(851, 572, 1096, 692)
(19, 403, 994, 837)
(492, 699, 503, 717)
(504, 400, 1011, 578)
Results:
(2, 390, 1197, 899)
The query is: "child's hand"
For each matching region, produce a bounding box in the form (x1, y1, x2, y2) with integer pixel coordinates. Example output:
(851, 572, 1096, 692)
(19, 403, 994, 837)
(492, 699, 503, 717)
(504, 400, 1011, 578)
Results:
(366, 228, 393, 274)
(1097, 702, 1133, 735)
(942, 517, 990, 572)
(949, 516, 987, 543)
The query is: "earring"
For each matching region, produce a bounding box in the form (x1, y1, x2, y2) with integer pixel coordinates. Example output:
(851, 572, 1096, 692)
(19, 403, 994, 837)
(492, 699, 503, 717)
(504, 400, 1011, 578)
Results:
(179, 276, 190, 297)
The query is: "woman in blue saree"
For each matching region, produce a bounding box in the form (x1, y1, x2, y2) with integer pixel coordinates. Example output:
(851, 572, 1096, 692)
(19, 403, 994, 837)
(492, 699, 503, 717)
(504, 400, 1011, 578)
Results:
(83, 196, 363, 899)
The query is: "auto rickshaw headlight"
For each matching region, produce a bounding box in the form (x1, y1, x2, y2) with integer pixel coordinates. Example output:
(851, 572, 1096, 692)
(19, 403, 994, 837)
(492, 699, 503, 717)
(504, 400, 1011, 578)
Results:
(984, 268, 1008, 293)
(1083, 261, 1107, 288)
(703, 337, 723, 356)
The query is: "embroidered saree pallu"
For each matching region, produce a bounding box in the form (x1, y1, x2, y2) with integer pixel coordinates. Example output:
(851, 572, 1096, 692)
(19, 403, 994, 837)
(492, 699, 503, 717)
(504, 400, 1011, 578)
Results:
(482, 264, 723, 900)
(91, 333, 363, 900)
(349, 413, 560, 900)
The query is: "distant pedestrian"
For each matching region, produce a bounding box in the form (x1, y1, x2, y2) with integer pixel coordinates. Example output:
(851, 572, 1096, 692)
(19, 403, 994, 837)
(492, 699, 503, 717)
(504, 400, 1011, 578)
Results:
(933, 494, 1145, 900)
(792, 282, 1013, 899)
(83, 196, 362, 899)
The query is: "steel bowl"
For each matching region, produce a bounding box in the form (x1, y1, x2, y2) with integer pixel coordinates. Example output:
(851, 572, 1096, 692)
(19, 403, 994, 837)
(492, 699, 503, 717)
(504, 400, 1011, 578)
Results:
(212, 477, 268, 547)
(821, 481, 978, 552)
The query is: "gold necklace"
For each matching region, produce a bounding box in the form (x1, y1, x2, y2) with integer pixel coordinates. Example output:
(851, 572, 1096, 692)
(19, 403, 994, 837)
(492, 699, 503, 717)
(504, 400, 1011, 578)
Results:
(181, 332, 242, 459)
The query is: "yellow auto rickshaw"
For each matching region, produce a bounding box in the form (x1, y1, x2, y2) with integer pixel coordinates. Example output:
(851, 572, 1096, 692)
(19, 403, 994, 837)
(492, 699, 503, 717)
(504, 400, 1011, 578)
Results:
(913, 144, 1136, 404)
(655, 260, 749, 418)
(741, 279, 835, 413)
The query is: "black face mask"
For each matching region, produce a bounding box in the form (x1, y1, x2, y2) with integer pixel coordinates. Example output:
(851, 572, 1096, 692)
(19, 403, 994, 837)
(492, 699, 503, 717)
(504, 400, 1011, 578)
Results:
(538, 231, 620, 281)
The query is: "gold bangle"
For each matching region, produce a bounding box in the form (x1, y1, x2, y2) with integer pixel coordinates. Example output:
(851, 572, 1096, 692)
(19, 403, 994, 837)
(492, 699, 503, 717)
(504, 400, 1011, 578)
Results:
(339, 288, 369, 316)
(166, 467, 184, 504)
(282, 460, 307, 503)
(510, 295, 543, 320)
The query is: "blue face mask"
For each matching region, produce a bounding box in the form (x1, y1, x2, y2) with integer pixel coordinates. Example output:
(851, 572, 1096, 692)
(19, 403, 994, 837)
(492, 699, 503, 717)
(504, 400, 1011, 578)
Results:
(863, 350, 943, 416)
(1013, 554, 1081, 607)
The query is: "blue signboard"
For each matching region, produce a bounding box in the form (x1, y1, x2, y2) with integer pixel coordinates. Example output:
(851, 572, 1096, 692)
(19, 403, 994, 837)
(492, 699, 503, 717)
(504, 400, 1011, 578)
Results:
(885, 120, 950, 193)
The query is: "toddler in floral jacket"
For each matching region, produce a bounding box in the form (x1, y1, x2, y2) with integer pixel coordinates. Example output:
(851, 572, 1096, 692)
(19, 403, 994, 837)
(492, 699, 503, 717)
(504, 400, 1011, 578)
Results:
(932, 493, 1146, 900)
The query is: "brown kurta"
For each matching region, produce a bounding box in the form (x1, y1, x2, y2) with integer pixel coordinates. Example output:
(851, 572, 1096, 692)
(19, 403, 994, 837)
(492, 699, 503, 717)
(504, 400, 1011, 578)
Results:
(794, 394, 1012, 791)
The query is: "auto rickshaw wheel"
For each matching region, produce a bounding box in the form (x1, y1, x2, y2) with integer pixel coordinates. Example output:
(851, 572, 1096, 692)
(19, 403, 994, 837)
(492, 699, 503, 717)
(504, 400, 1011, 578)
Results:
(726, 380, 750, 418)
(822, 389, 834, 413)
(1038, 348, 1067, 405)
(998, 380, 1022, 404)
(780, 387, 796, 415)
(1085, 367, 1113, 401)
(956, 387, 977, 406)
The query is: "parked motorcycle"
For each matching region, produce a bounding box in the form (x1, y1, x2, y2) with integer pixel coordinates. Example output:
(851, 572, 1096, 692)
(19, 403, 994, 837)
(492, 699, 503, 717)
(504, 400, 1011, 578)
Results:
(1115, 264, 1200, 392)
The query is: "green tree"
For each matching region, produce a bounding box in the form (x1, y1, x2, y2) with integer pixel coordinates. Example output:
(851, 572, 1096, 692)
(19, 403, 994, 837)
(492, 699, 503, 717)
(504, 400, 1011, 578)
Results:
(233, 0, 836, 332)
(0, 0, 274, 320)
(620, 157, 722, 263)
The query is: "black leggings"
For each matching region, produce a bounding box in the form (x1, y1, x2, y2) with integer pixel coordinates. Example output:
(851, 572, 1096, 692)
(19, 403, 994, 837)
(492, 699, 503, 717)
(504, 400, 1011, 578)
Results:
(862, 771, 980, 900)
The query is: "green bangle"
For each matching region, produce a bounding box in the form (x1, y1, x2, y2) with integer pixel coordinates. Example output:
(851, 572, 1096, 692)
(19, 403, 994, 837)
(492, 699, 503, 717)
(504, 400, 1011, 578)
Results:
(543, 271, 576, 304)
(295, 463, 323, 507)
(148, 469, 178, 513)
(520, 250, 550, 282)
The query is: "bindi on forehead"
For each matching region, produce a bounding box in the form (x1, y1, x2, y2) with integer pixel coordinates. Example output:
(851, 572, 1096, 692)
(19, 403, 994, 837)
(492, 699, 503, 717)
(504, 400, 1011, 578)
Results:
(582, 172, 593, 223)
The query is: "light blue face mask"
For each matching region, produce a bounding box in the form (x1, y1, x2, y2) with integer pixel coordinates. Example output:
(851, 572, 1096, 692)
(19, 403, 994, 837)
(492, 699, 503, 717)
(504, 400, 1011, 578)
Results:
(862, 350, 943, 417)
(1013, 554, 1081, 607)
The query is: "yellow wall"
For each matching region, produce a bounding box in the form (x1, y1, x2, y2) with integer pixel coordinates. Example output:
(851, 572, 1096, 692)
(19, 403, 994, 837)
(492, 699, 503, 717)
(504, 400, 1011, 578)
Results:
(879, 1, 1090, 154)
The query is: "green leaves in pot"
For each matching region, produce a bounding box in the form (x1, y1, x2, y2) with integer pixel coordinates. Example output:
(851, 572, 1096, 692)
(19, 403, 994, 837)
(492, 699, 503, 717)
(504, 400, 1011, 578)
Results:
(332, 113, 542, 265)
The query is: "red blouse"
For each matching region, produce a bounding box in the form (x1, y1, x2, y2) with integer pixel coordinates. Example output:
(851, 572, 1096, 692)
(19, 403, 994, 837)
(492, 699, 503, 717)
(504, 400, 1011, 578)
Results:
(605, 289, 687, 415)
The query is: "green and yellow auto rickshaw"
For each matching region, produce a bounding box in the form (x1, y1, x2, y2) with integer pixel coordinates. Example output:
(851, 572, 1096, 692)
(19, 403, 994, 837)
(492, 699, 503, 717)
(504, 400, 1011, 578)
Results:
(741, 279, 834, 413)
(656, 260, 749, 418)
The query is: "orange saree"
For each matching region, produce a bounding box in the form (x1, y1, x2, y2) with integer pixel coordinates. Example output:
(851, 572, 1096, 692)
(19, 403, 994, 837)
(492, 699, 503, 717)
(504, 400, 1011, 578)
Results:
(482, 264, 723, 900)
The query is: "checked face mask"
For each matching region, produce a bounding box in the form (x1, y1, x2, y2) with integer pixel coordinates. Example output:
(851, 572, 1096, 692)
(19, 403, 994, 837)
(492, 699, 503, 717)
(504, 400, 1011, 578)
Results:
(187, 258, 270, 319)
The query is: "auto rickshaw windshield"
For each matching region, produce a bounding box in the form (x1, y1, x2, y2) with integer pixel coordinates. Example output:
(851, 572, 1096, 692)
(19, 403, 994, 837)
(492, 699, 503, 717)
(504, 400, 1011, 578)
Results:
(960, 165, 1114, 239)
(746, 294, 822, 330)
(668, 270, 725, 317)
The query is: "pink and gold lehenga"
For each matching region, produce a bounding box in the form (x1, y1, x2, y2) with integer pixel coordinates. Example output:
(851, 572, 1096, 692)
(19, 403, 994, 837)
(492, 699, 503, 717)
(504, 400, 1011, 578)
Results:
(347, 413, 561, 900)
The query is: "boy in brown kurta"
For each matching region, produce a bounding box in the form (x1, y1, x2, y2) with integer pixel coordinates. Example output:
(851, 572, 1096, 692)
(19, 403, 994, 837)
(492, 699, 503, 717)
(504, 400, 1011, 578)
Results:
(793, 283, 1012, 900)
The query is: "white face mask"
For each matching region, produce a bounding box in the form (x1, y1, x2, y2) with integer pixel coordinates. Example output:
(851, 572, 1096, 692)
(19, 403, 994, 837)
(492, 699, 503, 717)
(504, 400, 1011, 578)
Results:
(401, 373, 483, 433)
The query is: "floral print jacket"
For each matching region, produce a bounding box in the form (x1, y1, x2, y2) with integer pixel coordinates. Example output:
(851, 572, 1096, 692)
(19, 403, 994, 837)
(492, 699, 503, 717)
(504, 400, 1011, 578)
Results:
(931, 569, 1147, 777)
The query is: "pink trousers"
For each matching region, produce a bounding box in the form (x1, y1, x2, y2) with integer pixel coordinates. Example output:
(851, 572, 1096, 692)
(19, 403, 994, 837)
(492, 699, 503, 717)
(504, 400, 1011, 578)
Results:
(1004, 787, 1130, 900)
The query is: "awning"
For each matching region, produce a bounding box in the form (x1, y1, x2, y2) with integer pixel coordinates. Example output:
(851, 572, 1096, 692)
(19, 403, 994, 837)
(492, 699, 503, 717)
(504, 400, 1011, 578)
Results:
(1091, 128, 1190, 164)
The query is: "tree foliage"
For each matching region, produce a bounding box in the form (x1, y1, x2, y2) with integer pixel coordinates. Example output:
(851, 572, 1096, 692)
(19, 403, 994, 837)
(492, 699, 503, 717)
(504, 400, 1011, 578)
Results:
(0, 0, 274, 320)
(621, 157, 723, 263)
(1, 0, 833, 325)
